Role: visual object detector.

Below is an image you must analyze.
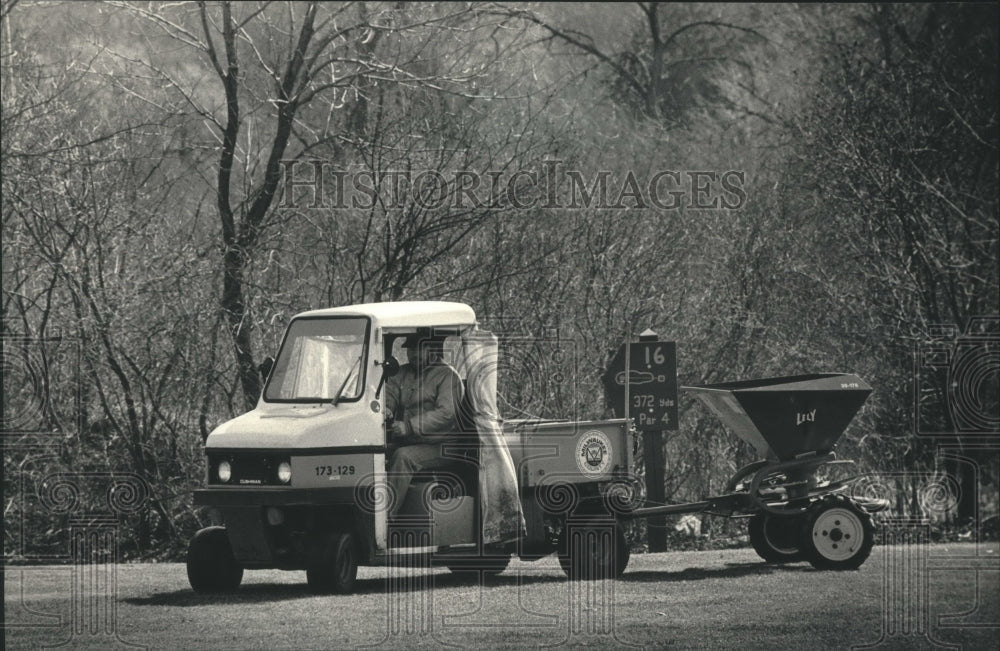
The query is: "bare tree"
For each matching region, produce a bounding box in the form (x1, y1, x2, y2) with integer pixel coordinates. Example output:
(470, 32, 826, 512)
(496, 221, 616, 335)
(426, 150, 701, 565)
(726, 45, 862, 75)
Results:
(790, 3, 999, 522)
(115, 1, 539, 409)
(501, 2, 771, 127)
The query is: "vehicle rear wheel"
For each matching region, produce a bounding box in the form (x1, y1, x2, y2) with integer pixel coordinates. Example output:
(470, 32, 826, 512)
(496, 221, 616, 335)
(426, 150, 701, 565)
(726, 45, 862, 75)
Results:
(558, 516, 629, 580)
(801, 495, 875, 570)
(307, 531, 359, 594)
(749, 512, 804, 563)
(187, 526, 243, 593)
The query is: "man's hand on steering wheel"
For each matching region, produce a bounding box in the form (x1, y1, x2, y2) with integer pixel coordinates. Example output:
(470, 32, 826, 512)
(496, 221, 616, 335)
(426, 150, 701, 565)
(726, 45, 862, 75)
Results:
(389, 420, 408, 438)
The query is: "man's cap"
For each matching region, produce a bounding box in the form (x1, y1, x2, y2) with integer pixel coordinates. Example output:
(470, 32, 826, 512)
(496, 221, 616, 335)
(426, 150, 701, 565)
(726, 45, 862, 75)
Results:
(401, 329, 445, 348)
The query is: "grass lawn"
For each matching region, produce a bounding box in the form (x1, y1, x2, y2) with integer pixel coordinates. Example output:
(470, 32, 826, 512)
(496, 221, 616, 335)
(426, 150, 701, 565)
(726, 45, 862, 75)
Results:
(5, 543, 998, 649)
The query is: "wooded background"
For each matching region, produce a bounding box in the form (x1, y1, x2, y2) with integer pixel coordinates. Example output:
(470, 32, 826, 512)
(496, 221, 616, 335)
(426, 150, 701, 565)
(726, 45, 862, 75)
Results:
(3, 2, 998, 559)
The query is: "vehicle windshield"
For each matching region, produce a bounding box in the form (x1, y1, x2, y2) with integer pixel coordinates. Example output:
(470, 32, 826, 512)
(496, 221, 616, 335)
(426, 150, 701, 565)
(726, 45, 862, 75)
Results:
(264, 317, 369, 402)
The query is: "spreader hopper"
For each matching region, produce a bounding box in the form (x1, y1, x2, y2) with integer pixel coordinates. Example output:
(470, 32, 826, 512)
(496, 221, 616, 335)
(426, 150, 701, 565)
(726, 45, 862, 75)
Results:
(684, 373, 872, 461)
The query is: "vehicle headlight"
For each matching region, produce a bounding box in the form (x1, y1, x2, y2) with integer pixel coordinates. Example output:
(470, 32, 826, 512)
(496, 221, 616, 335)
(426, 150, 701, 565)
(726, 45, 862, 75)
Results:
(217, 460, 232, 483)
(277, 461, 292, 484)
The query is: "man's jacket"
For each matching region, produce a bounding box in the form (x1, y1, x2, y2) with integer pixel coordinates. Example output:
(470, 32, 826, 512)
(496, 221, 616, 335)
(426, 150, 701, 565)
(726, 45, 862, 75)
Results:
(384, 362, 463, 440)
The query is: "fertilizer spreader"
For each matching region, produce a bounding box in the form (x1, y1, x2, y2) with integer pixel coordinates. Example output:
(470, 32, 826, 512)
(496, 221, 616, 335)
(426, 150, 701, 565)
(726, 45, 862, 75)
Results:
(625, 373, 888, 570)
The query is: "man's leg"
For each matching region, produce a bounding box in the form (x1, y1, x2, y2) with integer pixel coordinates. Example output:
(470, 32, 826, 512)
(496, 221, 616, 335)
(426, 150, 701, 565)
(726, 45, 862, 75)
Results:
(387, 443, 448, 517)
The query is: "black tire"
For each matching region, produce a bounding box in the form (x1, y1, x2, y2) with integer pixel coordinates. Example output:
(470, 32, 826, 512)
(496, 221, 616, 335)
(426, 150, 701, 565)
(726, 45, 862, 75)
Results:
(558, 517, 630, 581)
(446, 554, 511, 577)
(801, 495, 875, 570)
(186, 526, 243, 594)
(748, 512, 804, 563)
(306, 531, 359, 594)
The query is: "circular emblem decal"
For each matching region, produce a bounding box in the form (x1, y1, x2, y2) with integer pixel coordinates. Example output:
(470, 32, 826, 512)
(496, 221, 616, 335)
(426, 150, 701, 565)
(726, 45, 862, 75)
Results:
(576, 430, 613, 476)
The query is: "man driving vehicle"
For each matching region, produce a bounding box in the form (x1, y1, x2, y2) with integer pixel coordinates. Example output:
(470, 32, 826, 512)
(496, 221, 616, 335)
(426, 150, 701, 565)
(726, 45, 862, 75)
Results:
(384, 330, 464, 517)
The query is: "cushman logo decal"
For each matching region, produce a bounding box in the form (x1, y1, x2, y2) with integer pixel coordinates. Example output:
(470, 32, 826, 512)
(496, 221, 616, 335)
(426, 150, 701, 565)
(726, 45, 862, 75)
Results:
(576, 430, 613, 476)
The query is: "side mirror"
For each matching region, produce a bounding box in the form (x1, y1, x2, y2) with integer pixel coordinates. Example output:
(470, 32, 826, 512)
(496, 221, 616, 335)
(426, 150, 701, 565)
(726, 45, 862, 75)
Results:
(376, 357, 400, 400)
(382, 357, 400, 378)
(258, 356, 274, 382)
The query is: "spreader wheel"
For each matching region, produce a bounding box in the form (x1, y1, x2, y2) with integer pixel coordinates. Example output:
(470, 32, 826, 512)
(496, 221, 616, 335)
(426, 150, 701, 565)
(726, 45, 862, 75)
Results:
(186, 526, 243, 593)
(801, 495, 874, 570)
(748, 512, 804, 563)
(306, 531, 359, 594)
(558, 516, 630, 581)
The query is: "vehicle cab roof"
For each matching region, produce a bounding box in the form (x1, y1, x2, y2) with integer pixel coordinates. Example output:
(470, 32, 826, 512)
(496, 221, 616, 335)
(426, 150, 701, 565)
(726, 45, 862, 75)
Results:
(294, 301, 477, 329)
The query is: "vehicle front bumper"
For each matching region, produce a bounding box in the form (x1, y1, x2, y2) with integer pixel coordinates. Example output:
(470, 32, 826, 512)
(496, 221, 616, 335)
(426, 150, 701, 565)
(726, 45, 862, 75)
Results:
(194, 486, 362, 507)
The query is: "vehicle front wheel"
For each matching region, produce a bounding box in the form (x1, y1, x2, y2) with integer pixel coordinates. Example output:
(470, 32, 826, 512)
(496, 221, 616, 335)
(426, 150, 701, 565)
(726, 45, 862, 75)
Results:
(801, 495, 875, 570)
(558, 516, 630, 580)
(307, 531, 359, 594)
(187, 526, 243, 593)
(748, 512, 804, 563)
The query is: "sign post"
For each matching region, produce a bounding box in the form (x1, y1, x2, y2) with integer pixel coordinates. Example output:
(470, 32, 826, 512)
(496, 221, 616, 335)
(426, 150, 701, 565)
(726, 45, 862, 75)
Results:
(602, 329, 677, 553)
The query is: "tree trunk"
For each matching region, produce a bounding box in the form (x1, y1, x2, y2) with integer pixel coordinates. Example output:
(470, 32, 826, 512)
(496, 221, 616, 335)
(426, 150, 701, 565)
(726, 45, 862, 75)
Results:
(946, 452, 977, 526)
(222, 246, 260, 410)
